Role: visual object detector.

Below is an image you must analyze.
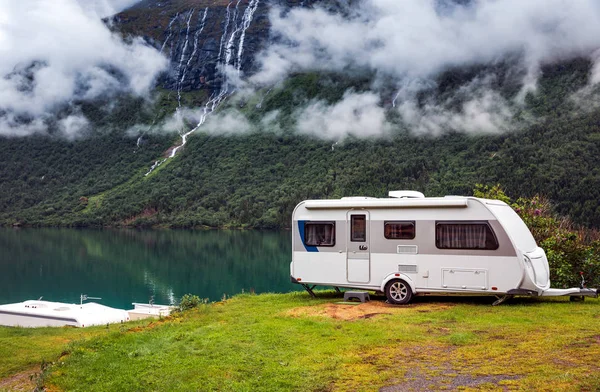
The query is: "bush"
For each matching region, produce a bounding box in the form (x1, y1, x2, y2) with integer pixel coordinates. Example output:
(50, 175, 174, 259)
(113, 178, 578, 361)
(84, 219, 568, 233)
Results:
(177, 294, 204, 312)
(474, 184, 600, 288)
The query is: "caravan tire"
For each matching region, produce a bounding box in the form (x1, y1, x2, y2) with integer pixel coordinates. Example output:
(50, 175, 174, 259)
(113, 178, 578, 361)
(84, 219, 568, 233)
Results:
(385, 279, 413, 305)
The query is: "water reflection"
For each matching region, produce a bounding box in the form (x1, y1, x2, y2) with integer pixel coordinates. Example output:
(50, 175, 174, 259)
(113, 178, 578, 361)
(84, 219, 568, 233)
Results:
(0, 228, 294, 309)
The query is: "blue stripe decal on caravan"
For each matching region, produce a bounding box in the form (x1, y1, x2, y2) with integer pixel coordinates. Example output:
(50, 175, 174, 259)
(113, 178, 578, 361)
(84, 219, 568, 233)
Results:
(298, 220, 319, 252)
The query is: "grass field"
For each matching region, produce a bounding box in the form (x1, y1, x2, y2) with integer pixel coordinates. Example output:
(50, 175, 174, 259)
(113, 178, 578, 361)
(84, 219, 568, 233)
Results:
(1, 291, 600, 391)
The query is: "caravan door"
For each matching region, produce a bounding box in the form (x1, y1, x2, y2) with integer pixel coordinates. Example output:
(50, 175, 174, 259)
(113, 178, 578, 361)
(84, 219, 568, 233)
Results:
(346, 211, 371, 283)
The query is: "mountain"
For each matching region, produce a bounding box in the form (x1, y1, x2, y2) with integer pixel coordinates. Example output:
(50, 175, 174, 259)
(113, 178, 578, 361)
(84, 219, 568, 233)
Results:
(1, 0, 600, 229)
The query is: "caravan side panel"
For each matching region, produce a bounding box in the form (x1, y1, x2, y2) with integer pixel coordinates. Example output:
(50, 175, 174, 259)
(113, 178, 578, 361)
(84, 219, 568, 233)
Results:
(291, 197, 526, 296)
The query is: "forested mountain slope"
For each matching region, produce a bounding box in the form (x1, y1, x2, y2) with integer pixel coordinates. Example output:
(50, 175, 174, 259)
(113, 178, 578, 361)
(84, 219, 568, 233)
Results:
(1, 0, 600, 229)
(2, 62, 600, 229)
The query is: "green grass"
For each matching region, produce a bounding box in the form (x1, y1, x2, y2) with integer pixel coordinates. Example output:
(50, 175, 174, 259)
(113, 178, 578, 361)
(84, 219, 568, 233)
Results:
(2, 292, 600, 391)
(0, 322, 124, 379)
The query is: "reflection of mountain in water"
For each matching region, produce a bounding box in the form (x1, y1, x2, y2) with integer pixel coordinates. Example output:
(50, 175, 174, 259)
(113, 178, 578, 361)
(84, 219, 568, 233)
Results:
(0, 228, 293, 309)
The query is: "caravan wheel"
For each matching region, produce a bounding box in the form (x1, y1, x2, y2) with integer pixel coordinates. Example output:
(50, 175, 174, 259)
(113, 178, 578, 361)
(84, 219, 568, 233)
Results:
(385, 279, 413, 305)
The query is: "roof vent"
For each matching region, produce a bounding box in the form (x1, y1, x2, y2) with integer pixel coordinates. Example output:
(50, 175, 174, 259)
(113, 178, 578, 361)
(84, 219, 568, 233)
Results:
(388, 190, 425, 199)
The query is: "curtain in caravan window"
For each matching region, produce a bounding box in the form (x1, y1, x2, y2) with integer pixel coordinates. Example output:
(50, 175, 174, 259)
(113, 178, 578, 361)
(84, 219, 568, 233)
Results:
(305, 222, 335, 246)
(436, 222, 498, 250)
(306, 225, 318, 245)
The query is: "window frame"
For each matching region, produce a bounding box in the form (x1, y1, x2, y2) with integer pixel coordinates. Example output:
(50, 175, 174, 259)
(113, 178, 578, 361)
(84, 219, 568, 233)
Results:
(350, 214, 367, 242)
(384, 221, 416, 240)
(303, 221, 336, 247)
(435, 221, 499, 250)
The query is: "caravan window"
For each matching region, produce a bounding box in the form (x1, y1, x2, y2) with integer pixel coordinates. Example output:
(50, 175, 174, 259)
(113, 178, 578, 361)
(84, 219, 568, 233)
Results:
(384, 221, 415, 240)
(351, 215, 366, 242)
(435, 221, 499, 250)
(304, 222, 336, 247)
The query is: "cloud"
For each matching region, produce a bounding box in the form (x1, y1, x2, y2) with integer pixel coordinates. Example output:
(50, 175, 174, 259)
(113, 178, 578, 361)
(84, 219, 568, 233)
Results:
(252, 0, 600, 87)
(569, 51, 600, 113)
(295, 92, 390, 140)
(591, 49, 600, 85)
(58, 114, 90, 139)
(244, 0, 600, 138)
(202, 110, 252, 135)
(397, 91, 513, 136)
(0, 0, 167, 137)
(259, 110, 282, 133)
(76, 0, 140, 18)
(0, 113, 48, 138)
(136, 106, 252, 138)
(393, 76, 517, 135)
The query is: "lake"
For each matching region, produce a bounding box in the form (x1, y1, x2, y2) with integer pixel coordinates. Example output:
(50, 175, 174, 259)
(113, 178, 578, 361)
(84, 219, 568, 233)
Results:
(0, 228, 295, 310)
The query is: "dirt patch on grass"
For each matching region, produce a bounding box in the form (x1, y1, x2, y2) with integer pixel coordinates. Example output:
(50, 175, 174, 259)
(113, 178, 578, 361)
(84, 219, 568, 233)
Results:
(376, 345, 522, 391)
(0, 367, 37, 392)
(286, 301, 454, 321)
(381, 369, 521, 391)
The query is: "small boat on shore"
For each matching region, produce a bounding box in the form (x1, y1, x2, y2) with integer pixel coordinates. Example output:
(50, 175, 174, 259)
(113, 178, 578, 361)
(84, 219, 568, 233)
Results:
(0, 299, 130, 328)
(127, 302, 172, 320)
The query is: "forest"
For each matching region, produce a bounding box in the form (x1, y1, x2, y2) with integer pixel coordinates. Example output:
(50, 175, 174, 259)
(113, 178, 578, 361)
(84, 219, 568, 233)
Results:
(1, 58, 599, 230)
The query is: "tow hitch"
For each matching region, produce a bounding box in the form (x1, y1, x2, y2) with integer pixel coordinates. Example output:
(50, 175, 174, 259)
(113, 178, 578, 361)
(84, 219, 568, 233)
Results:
(542, 271, 599, 300)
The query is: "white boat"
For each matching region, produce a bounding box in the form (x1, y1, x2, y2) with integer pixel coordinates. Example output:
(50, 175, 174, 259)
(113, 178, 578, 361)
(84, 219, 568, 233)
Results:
(127, 302, 172, 321)
(0, 300, 130, 328)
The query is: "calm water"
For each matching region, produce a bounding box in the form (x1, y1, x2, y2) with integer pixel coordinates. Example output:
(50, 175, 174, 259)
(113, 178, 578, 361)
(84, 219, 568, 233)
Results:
(0, 228, 294, 310)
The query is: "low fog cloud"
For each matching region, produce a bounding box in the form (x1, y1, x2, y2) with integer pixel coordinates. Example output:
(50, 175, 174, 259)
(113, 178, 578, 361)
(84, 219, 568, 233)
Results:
(0, 0, 166, 137)
(151, 0, 600, 140)
(254, 0, 600, 85)
(136, 107, 252, 138)
(76, 0, 140, 18)
(244, 0, 600, 138)
(203, 110, 252, 135)
(295, 92, 389, 139)
(397, 88, 514, 135)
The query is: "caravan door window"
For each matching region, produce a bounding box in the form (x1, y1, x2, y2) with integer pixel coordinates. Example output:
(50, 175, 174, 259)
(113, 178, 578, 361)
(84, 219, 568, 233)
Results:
(304, 222, 336, 247)
(384, 221, 415, 240)
(351, 215, 366, 242)
(435, 221, 499, 250)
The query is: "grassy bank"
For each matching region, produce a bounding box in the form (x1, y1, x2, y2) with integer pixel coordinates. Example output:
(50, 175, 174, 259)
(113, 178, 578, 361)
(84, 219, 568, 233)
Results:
(1, 291, 600, 391)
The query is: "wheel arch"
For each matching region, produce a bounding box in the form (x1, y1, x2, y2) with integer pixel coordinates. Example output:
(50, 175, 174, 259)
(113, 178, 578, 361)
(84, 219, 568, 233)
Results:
(381, 273, 416, 294)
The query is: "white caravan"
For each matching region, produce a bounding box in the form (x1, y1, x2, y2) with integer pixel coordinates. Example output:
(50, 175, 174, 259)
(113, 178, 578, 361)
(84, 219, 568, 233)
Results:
(290, 191, 598, 304)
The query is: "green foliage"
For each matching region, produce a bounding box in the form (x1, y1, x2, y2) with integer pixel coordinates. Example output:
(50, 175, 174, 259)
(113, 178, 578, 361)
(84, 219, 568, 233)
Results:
(177, 293, 205, 312)
(474, 184, 600, 288)
(473, 183, 511, 204)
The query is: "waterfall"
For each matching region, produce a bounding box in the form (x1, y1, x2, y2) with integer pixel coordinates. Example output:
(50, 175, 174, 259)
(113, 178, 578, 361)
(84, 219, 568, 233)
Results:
(236, 0, 260, 73)
(160, 13, 179, 54)
(144, 159, 166, 176)
(256, 85, 274, 109)
(223, 0, 243, 74)
(176, 9, 195, 108)
(168, 97, 215, 158)
(145, 1, 261, 176)
(217, 1, 233, 65)
(392, 90, 401, 108)
(181, 8, 209, 88)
